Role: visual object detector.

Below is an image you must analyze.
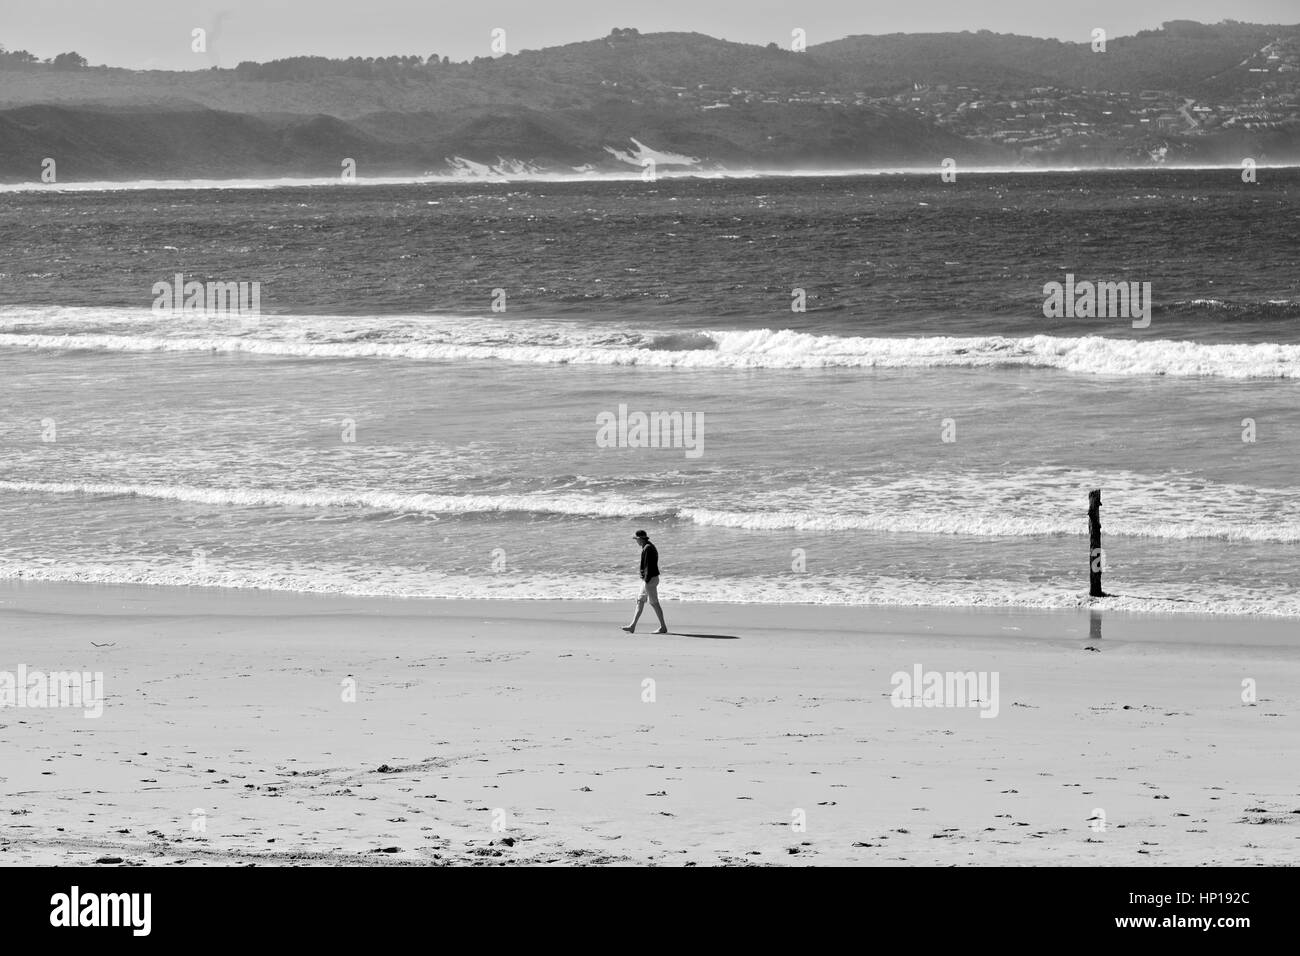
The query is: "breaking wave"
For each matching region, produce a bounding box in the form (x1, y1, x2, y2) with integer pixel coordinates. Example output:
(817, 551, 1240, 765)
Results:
(1, 306, 1299, 377)
(4, 477, 1298, 542)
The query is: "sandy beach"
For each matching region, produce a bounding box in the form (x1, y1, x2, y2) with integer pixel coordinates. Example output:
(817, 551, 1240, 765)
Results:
(1, 580, 1295, 866)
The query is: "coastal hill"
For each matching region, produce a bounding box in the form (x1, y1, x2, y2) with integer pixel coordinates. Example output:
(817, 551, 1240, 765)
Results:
(814, 20, 1293, 94)
(1, 21, 1298, 181)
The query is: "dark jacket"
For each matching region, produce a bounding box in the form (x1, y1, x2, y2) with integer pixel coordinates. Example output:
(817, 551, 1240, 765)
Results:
(639, 542, 660, 580)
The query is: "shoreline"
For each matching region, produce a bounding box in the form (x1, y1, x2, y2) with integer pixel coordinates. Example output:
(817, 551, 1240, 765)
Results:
(4, 578, 1300, 638)
(2, 580, 1297, 866)
(2, 163, 1297, 193)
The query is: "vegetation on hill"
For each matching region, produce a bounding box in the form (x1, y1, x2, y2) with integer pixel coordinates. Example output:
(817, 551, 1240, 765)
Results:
(0, 22, 1296, 180)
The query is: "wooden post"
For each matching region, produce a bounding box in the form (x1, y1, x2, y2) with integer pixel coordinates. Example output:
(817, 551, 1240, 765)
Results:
(1088, 489, 1104, 597)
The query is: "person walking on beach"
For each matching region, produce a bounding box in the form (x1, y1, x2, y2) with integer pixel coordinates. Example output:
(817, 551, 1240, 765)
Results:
(622, 530, 668, 634)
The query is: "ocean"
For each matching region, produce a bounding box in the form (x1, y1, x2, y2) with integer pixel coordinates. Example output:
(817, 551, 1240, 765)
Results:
(1, 169, 1298, 615)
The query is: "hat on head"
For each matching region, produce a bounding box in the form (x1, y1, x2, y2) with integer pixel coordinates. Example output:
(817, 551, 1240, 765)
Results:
(634, 530, 649, 539)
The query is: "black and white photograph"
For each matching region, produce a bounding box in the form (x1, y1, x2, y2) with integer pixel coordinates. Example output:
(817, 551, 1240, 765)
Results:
(0, 0, 1296, 933)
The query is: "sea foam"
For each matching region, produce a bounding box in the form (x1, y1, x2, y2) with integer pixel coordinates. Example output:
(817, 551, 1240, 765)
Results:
(1, 306, 1298, 378)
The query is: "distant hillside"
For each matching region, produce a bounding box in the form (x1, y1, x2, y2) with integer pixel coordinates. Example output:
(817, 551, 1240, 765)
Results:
(5, 22, 1298, 114)
(0, 32, 837, 118)
(812, 20, 1296, 93)
(1, 21, 1298, 181)
(0, 101, 986, 182)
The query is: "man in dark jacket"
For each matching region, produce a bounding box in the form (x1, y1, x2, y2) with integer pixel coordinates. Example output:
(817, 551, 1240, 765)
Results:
(622, 530, 667, 634)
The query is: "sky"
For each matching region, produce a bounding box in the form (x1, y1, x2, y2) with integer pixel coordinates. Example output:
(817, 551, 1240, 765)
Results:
(2, 0, 1298, 70)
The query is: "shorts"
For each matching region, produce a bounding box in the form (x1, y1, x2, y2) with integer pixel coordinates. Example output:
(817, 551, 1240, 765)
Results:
(639, 575, 660, 602)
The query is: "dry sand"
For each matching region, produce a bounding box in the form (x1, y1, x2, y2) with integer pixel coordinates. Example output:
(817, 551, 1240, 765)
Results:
(1, 581, 1296, 866)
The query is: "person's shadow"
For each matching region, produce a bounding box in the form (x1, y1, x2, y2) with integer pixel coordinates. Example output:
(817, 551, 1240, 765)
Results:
(663, 631, 740, 640)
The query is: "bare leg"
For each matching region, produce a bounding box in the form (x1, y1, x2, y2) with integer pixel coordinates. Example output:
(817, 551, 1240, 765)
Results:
(623, 597, 646, 632)
(649, 598, 667, 633)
